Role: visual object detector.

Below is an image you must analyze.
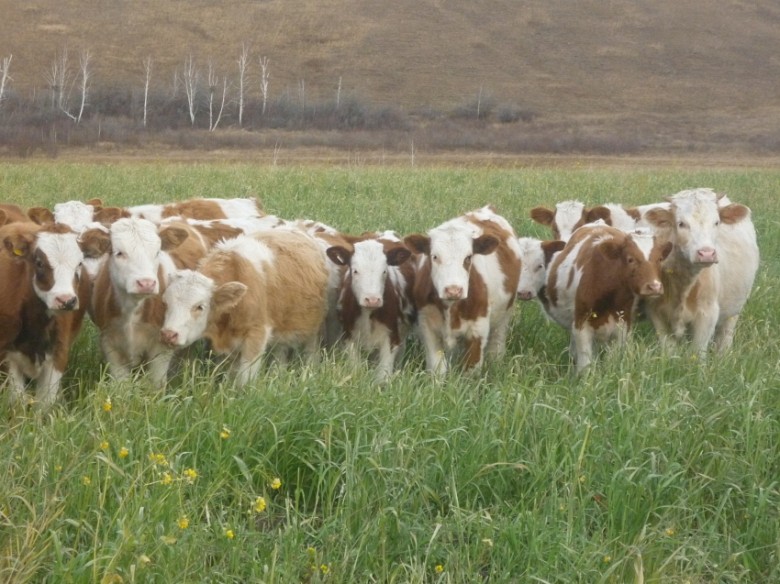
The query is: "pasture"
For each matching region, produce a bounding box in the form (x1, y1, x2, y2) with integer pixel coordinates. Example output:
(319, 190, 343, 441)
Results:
(1, 161, 779, 583)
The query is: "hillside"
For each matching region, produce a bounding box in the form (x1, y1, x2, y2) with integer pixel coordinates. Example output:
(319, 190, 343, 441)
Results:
(1, 0, 780, 155)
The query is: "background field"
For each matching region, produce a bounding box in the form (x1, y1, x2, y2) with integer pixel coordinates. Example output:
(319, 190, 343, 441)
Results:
(1, 1, 780, 156)
(1, 162, 779, 582)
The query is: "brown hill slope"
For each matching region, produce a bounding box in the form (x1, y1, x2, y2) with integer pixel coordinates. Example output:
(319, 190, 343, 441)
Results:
(1, 0, 779, 155)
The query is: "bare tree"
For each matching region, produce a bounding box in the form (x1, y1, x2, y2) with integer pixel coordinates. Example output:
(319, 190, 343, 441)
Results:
(182, 54, 199, 126)
(142, 56, 152, 127)
(336, 75, 342, 109)
(72, 50, 92, 124)
(236, 43, 250, 127)
(0, 55, 12, 110)
(207, 60, 229, 132)
(259, 56, 270, 116)
(44, 48, 71, 111)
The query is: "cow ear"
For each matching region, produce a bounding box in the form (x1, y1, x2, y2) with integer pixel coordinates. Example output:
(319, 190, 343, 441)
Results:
(598, 240, 623, 260)
(3, 232, 34, 259)
(403, 234, 430, 255)
(159, 226, 190, 250)
(94, 206, 128, 226)
(28, 207, 55, 225)
(86, 197, 104, 209)
(530, 207, 555, 227)
(644, 208, 674, 229)
(79, 228, 111, 258)
(719, 203, 749, 225)
(386, 245, 411, 266)
(623, 207, 641, 222)
(660, 241, 674, 261)
(473, 234, 499, 255)
(213, 282, 248, 312)
(585, 205, 612, 225)
(326, 245, 352, 266)
(541, 240, 566, 265)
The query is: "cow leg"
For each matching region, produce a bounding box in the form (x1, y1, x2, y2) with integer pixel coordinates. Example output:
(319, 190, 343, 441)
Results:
(462, 335, 485, 371)
(375, 337, 399, 383)
(714, 315, 738, 353)
(571, 324, 594, 373)
(234, 334, 270, 387)
(486, 310, 512, 359)
(34, 358, 63, 410)
(418, 307, 448, 375)
(147, 350, 175, 388)
(302, 333, 322, 365)
(691, 305, 719, 357)
(4, 356, 30, 409)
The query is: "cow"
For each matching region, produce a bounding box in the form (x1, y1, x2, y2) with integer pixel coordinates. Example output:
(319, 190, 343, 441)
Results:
(83, 217, 207, 386)
(159, 229, 329, 387)
(643, 188, 757, 354)
(127, 196, 263, 224)
(404, 205, 521, 374)
(516, 237, 565, 303)
(545, 225, 672, 372)
(0, 221, 91, 410)
(325, 231, 416, 382)
(0, 204, 31, 225)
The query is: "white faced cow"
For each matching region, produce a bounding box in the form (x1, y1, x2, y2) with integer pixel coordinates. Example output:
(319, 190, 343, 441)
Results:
(326, 231, 416, 382)
(0, 221, 91, 410)
(404, 205, 521, 374)
(516, 236, 566, 303)
(160, 229, 329, 387)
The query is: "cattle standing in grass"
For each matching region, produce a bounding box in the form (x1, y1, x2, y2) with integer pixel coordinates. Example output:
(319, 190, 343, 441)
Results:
(0, 222, 91, 409)
(326, 231, 416, 382)
(404, 205, 521, 374)
(545, 225, 672, 372)
(84, 218, 206, 386)
(643, 188, 757, 354)
(159, 229, 328, 387)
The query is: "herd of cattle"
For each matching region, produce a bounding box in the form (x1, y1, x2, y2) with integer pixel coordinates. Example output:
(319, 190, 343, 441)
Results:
(0, 187, 759, 410)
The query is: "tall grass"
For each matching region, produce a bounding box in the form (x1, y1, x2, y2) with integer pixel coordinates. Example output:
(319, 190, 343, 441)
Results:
(1, 163, 779, 582)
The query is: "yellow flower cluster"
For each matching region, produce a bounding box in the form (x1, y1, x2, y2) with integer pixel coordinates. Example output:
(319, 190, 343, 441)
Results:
(253, 496, 267, 513)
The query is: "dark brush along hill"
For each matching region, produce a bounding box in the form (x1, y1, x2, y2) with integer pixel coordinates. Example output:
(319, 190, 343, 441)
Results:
(2, 0, 780, 153)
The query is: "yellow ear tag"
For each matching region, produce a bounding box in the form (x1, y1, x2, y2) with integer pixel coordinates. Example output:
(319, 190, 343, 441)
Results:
(12, 248, 24, 257)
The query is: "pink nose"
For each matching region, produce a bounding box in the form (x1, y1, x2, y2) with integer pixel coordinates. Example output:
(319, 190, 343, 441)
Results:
(517, 290, 534, 301)
(644, 281, 663, 296)
(443, 285, 464, 300)
(160, 329, 179, 346)
(696, 247, 717, 263)
(135, 278, 158, 294)
(54, 294, 79, 310)
(362, 296, 382, 308)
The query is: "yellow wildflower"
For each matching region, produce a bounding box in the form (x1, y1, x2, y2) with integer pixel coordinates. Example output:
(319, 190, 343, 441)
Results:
(665, 527, 676, 537)
(119, 447, 130, 459)
(320, 564, 329, 575)
(435, 564, 444, 574)
(82, 476, 92, 486)
(102, 397, 112, 412)
(161, 472, 173, 486)
(183, 468, 198, 483)
(220, 427, 231, 440)
(149, 453, 168, 467)
(270, 477, 282, 490)
(100, 440, 110, 451)
(54, 465, 63, 472)
(253, 496, 267, 513)
(177, 516, 189, 529)
(224, 528, 235, 540)
(603, 555, 612, 564)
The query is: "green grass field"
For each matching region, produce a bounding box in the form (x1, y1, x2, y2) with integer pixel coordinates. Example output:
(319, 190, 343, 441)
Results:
(1, 162, 779, 583)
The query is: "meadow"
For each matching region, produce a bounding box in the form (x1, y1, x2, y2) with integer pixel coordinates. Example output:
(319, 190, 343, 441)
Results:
(1, 161, 779, 583)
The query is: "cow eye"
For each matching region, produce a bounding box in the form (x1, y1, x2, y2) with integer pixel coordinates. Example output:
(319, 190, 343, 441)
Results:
(715, 219, 720, 226)
(194, 304, 204, 312)
(114, 250, 124, 258)
(431, 254, 438, 261)
(677, 221, 686, 229)
(35, 258, 45, 269)
(536, 264, 544, 271)
(352, 269, 359, 276)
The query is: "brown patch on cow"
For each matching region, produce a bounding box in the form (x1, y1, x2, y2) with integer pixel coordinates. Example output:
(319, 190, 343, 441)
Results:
(623, 207, 641, 222)
(542, 240, 566, 265)
(78, 228, 111, 259)
(584, 206, 612, 225)
(530, 207, 555, 227)
(719, 204, 749, 225)
(191, 222, 244, 247)
(160, 222, 208, 270)
(645, 208, 674, 229)
(94, 206, 130, 226)
(0, 204, 31, 225)
(162, 199, 225, 221)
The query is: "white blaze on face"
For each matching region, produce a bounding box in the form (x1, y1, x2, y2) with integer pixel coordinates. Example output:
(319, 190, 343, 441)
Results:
(161, 270, 215, 348)
(428, 220, 477, 302)
(628, 228, 655, 260)
(34, 231, 84, 310)
(516, 237, 547, 300)
(554, 200, 586, 242)
(670, 189, 721, 264)
(109, 218, 162, 295)
(350, 240, 388, 308)
(53, 201, 96, 233)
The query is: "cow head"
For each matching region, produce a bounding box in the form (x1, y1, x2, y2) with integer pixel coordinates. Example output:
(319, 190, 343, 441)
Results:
(327, 238, 411, 309)
(516, 237, 565, 301)
(107, 218, 165, 296)
(598, 230, 671, 297)
(405, 220, 498, 303)
(3, 222, 87, 311)
(160, 269, 247, 348)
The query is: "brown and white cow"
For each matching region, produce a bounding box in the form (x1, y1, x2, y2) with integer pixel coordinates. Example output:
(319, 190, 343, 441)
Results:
(0, 221, 91, 409)
(326, 231, 416, 382)
(127, 196, 263, 224)
(404, 205, 521, 374)
(159, 229, 329, 386)
(545, 225, 672, 372)
(643, 188, 757, 354)
(83, 217, 207, 386)
(516, 237, 565, 303)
